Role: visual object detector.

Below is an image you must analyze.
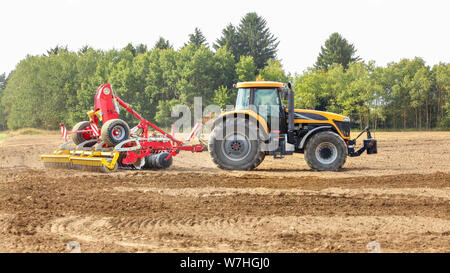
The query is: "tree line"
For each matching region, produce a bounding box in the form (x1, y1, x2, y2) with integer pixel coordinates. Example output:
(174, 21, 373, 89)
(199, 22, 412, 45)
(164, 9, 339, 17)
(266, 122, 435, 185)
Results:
(295, 58, 449, 130)
(0, 13, 448, 131)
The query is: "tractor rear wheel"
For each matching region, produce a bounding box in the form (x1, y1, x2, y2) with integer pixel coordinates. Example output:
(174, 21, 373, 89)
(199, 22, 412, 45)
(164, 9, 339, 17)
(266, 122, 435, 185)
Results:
(304, 131, 347, 171)
(208, 119, 265, 170)
(101, 119, 130, 147)
(71, 121, 95, 146)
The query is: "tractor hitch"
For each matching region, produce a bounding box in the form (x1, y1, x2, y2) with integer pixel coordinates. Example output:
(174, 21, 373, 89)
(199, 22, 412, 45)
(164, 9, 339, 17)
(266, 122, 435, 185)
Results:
(347, 127, 377, 157)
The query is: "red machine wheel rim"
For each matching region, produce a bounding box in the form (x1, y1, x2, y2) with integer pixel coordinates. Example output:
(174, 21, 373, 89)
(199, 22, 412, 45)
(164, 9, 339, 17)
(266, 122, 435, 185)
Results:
(82, 125, 93, 140)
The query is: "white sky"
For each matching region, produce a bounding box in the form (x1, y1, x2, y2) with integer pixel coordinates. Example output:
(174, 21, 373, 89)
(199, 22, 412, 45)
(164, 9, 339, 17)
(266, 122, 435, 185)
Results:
(1, 0, 449, 76)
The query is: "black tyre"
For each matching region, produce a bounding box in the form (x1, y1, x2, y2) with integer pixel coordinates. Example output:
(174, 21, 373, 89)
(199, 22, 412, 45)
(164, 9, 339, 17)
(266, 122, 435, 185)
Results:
(143, 154, 154, 169)
(208, 119, 265, 170)
(144, 153, 173, 169)
(101, 119, 130, 146)
(304, 131, 347, 171)
(71, 121, 96, 146)
(155, 152, 173, 169)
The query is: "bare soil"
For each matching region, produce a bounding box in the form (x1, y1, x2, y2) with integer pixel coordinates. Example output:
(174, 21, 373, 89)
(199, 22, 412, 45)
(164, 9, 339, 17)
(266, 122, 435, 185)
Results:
(0, 131, 449, 252)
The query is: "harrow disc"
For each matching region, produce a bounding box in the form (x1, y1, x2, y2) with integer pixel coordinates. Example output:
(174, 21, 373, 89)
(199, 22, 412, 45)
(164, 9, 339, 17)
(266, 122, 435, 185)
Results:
(156, 152, 173, 169)
(143, 152, 173, 170)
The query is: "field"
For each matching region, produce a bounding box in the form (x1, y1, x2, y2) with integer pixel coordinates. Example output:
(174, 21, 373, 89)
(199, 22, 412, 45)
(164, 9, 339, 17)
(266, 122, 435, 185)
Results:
(0, 131, 449, 252)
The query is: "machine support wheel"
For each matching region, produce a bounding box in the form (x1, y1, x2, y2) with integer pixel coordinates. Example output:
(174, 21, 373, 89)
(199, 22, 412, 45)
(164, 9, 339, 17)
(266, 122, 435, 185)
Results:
(71, 121, 96, 146)
(144, 152, 173, 169)
(155, 152, 173, 169)
(304, 131, 347, 171)
(101, 119, 130, 147)
(208, 119, 265, 170)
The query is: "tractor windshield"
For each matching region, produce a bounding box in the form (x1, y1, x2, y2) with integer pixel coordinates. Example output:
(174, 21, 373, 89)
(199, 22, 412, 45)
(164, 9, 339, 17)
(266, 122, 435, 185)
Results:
(235, 88, 250, 110)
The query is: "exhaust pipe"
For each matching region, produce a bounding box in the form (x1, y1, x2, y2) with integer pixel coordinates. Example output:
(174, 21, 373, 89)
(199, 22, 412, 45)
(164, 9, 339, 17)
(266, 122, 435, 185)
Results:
(287, 82, 295, 143)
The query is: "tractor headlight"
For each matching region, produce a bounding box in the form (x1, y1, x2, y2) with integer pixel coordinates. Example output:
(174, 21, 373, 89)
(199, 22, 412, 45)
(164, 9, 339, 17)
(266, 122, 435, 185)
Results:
(334, 119, 351, 138)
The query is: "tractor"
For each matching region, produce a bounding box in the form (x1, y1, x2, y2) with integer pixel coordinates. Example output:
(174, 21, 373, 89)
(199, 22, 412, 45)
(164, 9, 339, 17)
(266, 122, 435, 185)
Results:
(208, 81, 377, 171)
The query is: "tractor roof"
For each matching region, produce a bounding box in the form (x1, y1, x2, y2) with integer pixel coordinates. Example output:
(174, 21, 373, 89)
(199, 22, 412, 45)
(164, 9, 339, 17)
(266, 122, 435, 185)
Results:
(235, 81, 285, 88)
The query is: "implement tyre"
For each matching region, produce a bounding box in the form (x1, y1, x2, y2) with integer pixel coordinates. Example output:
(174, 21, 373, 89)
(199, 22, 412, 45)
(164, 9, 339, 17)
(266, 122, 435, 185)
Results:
(101, 119, 130, 146)
(208, 119, 265, 170)
(71, 121, 95, 146)
(304, 131, 347, 171)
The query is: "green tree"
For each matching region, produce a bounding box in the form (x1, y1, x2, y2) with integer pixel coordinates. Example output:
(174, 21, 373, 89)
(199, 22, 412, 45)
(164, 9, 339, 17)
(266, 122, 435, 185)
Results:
(72, 48, 106, 125)
(294, 62, 382, 129)
(409, 65, 431, 129)
(237, 12, 279, 70)
(0, 73, 6, 90)
(124, 43, 137, 57)
(176, 45, 215, 105)
(235, 55, 256, 82)
(0, 73, 7, 129)
(293, 68, 329, 110)
(314, 32, 361, 71)
(135, 44, 148, 55)
(213, 24, 240, 61)
(154, 37, 173, 50)
(375, 63, 400, 128)
(145, 48, 179, 120)
(154, 99, 179, 128)
(2, 51, 79, 129)
(78, 45, 92, 55)
(212, 46, 236, 89)
(336, 62, 380, 129)
(187, 27, 208, 47)
(294, 65, 340, 112)
(432, 63, 450, 128)
(213, 85, 233, 109)
(390, 58, 428, 129)
(258, 59, 289, 82)
(46, 45, 69, 56)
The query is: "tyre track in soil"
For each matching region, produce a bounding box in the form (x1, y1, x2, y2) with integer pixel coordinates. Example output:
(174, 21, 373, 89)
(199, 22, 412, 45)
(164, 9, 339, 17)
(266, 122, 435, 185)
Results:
(113, 185, 450, 200)
(0, 167, 449, 252)
(37, 215, 450, 252)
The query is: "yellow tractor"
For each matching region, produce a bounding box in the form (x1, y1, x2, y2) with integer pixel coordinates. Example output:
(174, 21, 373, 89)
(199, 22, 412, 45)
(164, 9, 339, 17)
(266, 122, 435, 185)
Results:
(208, 81, 377, 171)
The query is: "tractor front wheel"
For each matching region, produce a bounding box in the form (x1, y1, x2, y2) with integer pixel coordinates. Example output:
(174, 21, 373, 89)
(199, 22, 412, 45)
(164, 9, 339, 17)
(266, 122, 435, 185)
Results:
(304, 131, 347, 171)
(101, 119, 130, 146)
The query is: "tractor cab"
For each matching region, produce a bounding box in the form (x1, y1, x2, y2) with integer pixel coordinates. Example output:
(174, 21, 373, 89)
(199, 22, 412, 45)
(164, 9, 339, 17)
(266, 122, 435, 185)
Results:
(234, 81, 286, 132)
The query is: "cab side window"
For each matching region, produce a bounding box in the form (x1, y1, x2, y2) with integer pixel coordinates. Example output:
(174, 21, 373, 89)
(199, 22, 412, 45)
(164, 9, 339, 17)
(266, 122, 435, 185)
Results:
(254, 88, 279, 115)
(254, 89, 280, 129)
